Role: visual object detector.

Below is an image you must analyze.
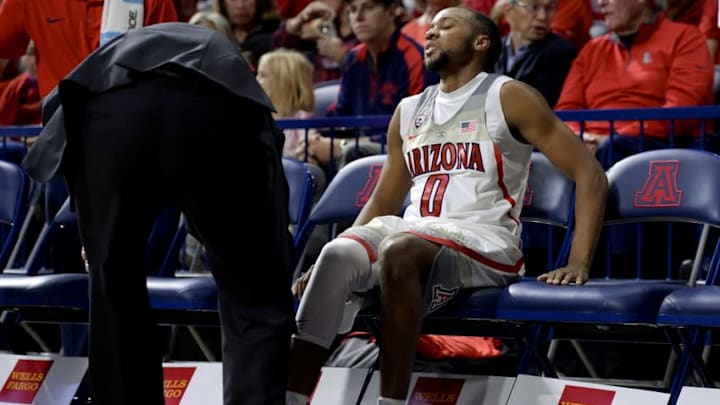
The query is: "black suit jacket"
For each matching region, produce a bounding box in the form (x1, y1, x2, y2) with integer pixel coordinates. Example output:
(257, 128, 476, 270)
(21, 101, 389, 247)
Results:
(23, 22, 275, 183)
(493, 33, 577, 108)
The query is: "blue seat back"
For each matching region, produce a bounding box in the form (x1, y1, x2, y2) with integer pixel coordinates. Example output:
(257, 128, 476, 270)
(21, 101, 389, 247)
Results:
(293, 155, 394, 278)
(282, 157, 315, 227)
(313, 80, 340, 117)
(520, 152, 576, 271)
(22, 197, 79, 275)
(522, 152, 575, 226)
(307, 154, 388, 225)
(605, 149, 720, 225)
(159, 157, 316, 276)
(0, 160, 28, 269)
(603, 148, 720, 280)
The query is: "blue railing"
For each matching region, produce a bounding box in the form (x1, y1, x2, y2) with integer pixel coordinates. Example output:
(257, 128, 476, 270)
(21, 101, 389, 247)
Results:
(4, 105, 720, 136)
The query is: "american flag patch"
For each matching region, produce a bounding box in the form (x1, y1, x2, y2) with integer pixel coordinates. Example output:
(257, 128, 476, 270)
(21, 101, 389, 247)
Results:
(460, 120, 477, 134)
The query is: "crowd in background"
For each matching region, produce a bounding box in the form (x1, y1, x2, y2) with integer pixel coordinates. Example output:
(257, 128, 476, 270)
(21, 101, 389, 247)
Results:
(2, 0, 719, 155)
(1, 0, 719, 193)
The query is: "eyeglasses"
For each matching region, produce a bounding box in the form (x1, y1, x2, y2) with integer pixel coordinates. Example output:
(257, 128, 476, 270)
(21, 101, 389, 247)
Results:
(513, 0, 557, 16)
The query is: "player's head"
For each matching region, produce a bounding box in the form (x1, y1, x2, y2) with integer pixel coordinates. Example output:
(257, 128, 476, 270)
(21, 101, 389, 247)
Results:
(424, 6, 501, 73)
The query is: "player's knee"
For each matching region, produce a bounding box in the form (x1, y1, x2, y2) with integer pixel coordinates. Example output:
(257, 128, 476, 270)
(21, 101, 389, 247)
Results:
(315, 240, 367, 288)
(378, 234, 417, 283)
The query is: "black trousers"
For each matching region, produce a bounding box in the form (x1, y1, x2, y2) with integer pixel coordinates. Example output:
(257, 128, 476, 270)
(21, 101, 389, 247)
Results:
(65, 74, 294, 405)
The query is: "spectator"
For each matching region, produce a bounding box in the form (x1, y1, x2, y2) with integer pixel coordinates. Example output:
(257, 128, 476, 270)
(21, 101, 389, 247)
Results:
(188, 10, 235, 41)
(487, 0, 593, 50)
(275, 0, 314, 19)
(493, 0, 577, 107)
(256, 48, 328, 194)
(0, 43, 40, 126)
(272, 0, 358, 83)
(666, 0, 704, 25)
(214, 0, 280, 70)
(0, 0, 178, 99)
(550, 0, 593, 50)
(699, 0, 720, 63)
(555, 0, 713, 167)
(301, 0, 439, 172)
(401, 0, 459, 46)
(174, 0, 201, 21)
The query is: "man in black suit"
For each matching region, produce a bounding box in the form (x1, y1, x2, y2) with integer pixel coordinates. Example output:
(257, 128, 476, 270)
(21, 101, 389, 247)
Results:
(22, 22, 294, 405)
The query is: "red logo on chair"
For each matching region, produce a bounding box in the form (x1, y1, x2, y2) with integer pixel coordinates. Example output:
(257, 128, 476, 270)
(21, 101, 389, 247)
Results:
(356, 164, 383, 208)
(0, 359, 53, 403)
(634, 160, 682, 207)
(163, 367, 196, 405)
(557, 385, 616, 405)
(408, 376, 463, 404)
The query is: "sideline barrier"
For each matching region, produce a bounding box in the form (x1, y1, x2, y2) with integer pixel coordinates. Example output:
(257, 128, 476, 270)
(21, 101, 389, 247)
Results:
(0, 353, 86, 405)
(310, 368, 515, 405)
(162, 362, 222, 405)
(506, 374, 670, 405)
(676, 386, 720, 404)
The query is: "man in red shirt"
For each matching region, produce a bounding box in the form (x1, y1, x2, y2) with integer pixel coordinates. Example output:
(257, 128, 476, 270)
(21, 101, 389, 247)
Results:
(0, 0, 178, 98)
(555, 0, 713, 168)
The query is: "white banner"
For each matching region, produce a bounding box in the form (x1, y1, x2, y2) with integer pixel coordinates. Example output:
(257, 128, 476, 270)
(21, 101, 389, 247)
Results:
(311, 367, 515, 405)
(0, 353, 86, 405)
(163, 362, 222, 405)
(676, 386, 720, 404)
(506, 374, 669, 405)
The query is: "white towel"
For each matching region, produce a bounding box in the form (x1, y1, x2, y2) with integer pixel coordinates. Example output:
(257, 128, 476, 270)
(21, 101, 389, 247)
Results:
(99, 0, 145, 46)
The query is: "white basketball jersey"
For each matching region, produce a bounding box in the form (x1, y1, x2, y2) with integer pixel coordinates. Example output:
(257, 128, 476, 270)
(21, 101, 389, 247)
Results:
(398, 72, 533, 274)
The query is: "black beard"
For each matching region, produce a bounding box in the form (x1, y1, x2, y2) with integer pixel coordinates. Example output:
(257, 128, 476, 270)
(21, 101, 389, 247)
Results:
(425, 51, 449, 73)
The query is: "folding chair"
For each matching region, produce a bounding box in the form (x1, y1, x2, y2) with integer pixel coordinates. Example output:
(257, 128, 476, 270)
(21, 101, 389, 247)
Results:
(654, 151, 720, 403)
(0, 160, 30, 270)
(418, 152, 577, 376)
(0, 188, 192, 354)
(497, 148, 720, 386)
(291, 154, 398, 282)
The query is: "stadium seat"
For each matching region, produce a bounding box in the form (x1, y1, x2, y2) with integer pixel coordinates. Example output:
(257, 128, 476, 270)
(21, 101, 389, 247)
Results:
(418, 152, 577, 376)
(313, 80, 340, 117)
(654, 150, 720, 403)
(0, 160, 30, 270)
(496, 148, 720, 384)
(291, 154, 407, 281)
(433, 152, 576, 321)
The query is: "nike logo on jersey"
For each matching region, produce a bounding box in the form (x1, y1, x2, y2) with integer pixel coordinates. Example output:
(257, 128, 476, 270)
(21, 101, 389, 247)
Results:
(46, 17, 65, 24)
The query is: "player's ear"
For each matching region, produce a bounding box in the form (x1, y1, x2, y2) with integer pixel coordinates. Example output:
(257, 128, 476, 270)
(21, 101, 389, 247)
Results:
(473, 34, 490, 53)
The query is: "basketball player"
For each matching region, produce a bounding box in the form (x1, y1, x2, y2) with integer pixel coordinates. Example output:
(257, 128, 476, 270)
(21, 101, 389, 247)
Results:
(286, 6, 608, 405)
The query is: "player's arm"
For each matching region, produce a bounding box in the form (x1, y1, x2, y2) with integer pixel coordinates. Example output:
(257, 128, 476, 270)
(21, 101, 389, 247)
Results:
(354, 104, 412, 226)
(500, 80, 608, 285)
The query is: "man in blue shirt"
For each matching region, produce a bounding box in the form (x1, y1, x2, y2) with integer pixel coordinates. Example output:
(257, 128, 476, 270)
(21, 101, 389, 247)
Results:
(301, 0, 438, 171)
(493, 0, 576, 107)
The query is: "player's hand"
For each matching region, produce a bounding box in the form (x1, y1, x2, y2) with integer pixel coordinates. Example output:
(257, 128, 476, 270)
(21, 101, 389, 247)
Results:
(292, 265, 314, 298)
(537, 263, 589, 285)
